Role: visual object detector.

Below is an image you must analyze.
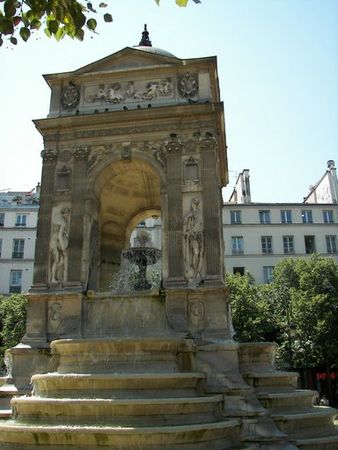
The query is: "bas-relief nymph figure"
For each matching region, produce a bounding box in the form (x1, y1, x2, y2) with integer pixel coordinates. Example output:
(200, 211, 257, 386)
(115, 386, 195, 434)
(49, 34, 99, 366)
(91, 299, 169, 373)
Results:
(183, 197, 204, 282)
(50, 207, 71, 283)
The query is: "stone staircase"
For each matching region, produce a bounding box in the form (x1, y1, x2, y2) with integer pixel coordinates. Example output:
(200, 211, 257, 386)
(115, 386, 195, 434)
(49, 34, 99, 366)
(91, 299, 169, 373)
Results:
(0, 338, 336, 449)
(238, 343, 338, 450)
(0, 337, 242, 449)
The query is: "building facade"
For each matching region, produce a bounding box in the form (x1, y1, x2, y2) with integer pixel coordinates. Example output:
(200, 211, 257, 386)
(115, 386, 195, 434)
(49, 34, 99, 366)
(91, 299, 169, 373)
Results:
(223, 161, 338, 283)
(0, 188, 39, 294)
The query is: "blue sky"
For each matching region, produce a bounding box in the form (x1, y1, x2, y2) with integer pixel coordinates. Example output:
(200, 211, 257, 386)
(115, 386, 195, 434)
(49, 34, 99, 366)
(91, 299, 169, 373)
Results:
(1, 0, 337, 202)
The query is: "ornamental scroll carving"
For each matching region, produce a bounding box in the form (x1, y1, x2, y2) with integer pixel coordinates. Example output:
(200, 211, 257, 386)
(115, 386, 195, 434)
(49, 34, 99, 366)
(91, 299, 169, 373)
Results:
(84, 78, 174, 105)
(73, 146, 90, 160)
(199, 133, 217, 152)
(183, 197, 204, 283)
(50, 207, 71, 283)
(152, 145, 167, 172)
(165, 134, 182, 154)
(41, 148, 58, 162)
(61, 83, 80, 111)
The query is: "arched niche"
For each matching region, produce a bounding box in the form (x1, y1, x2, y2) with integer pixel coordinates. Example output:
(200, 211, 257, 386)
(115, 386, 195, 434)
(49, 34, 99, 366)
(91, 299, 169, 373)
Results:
(91, 158, 162, 290)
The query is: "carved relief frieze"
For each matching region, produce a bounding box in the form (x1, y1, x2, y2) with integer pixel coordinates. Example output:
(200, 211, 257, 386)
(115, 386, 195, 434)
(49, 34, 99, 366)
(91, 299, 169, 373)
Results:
(49, 206, 71, 284)
(178, 72, 199, 98)
(41, 148, 58, 162)
(183, 197, 204, 284)
(84, 77, 174, 105)
(50, 121, 214, 142)
(61, 82, 80, 111)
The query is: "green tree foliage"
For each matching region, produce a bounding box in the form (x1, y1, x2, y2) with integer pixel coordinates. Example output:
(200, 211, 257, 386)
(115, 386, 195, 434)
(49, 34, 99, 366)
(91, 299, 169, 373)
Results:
(271, 255, 338, 370)
(0, 0, 113, 46)
(0, 294, 27, 371)
(227, 256, 338, 378)
(226, 272, 277, 342)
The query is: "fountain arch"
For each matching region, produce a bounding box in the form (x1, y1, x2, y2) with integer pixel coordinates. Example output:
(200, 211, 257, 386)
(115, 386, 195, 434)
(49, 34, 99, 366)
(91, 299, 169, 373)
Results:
(89, 156, 163, 290)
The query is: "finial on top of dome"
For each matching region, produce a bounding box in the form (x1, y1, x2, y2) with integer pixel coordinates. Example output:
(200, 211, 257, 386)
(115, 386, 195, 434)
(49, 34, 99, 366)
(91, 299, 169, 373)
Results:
(139, 24, 152, 47)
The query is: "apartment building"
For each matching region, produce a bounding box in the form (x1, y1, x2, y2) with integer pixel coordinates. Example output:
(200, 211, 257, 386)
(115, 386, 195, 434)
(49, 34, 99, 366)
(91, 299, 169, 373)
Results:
(223, 161, 338, 283)
(0, 187, 39, 294)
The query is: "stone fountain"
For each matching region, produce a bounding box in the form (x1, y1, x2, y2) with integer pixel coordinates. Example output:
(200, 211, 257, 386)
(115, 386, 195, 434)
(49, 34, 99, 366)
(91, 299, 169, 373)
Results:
(122, 229, 161, 291)
(0, 30, 337, 450)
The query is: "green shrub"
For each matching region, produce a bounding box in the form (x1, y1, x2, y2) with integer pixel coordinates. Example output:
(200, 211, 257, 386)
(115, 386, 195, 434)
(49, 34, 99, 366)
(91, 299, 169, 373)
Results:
(0, 294, 27, 371)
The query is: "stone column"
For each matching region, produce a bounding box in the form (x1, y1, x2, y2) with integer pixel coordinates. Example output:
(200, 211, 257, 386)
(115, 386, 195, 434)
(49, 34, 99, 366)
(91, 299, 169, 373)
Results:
(66, 146, 90, 290)
(31, 148, 58, 290)
(200, 135, 224, 284)
(165, 136, 185, 285)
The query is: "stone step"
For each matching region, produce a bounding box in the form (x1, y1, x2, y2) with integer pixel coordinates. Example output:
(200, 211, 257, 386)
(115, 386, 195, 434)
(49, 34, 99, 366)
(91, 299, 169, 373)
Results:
(272, 406, 337, 437)
(242, 371, 298, 390)
(296, 431, 338, 449)
(0, 419, 241, 449)
(52, 337, 195, 374)
(257, 390, 317, 411)
(238, 342, 277, 367)
(32, 372, 205, 398)
(12, 395, 223, 425)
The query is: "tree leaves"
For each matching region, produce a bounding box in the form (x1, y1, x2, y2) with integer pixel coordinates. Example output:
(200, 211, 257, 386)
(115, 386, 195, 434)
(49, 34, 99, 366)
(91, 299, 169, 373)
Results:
(155, 0, 202, 5)
(0, 0, 113, 46)
(227, 255, 338, 374)
(103, 13, 112, 22)
(86, 17, 97, 31)
(19, 26, 30, 41)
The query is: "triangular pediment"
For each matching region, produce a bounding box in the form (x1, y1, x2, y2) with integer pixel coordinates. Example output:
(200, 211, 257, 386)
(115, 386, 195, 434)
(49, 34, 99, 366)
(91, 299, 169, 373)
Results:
(73, 47, 181, 75)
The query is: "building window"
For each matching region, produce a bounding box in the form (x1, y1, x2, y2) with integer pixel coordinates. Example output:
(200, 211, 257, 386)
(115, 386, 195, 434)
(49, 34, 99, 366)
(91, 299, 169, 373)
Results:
(281, 210, 292, 224)
(323, 210, 334, 223)
(326, 235, 337, 253)
(12, 239, 24, 259)
(259, 210, 271, 224)
(261, 236, 273, 254)
(302, 210, 313, 223)
(283, 235, 294, 254)
(263, 266, 274, 283)
(0, 213, 4, 226)
(304, 235, 316, 254)
(230, 210, 241, 224)
(0, 238, 2, 258)
(232, 236, 244, 255)
(15, 214, 27, 227)
(233, 267, 245, 276)
(9, 270, 22, 293)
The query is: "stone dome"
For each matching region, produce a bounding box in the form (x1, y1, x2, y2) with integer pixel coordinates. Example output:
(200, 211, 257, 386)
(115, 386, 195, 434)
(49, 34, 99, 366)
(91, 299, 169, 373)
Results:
(132, 45, 177, 58)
